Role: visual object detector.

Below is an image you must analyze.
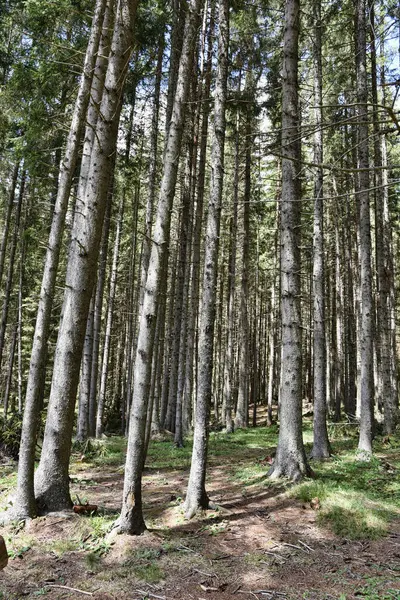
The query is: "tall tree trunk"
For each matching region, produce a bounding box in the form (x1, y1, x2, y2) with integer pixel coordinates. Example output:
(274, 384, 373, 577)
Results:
(268, 0, 310, 481)
(96, 196, 124, 437)
(117, 0, 202, 535)
(223, 106, 239, 434)
(0, 171, 25, 371)
(88, 193, 113, 436)
(235, 91, 252, 429)
(0, 163, 19, 288)
(356, 0, 374, 456)
(184, 0, 229, 519)
(13, 0, 110, 521)
(183, 1, 215, 433)
(371, 3, 398, 433)
(310, 0, 330, 456)
(34, 0, 138, 512)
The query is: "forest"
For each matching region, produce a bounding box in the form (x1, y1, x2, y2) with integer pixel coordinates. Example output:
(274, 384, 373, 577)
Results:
(0, 0, 400, 598)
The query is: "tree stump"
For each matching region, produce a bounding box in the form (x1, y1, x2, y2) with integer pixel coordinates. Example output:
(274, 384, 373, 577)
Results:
(0, 535, 8, 569)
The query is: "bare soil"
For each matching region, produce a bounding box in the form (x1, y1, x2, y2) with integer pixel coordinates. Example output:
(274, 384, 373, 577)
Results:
(1, 450, 399, 600)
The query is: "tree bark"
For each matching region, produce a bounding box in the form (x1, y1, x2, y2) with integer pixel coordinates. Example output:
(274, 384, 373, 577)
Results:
(356, 0, 374, 456)
(310, 0, 330, 454)
(310, 0, 330, 456)
(34, 0, 138, 512)
(96, 196, 124, 437)
(13, 0, 110, 520)
(117, 0, 202, 534)
(268, 0, 310, 481)
(184, 0, 229, 519)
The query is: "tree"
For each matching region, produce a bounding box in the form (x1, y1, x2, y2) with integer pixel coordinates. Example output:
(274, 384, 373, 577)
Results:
(310, 0, 330, 459)
(268, 0, 310, 481)
(116, 0, 203, 535)
(33, 0, 139, 512)
(184, 0, 229, 519)
(12, 0, 110, 520)
(356, 0, 374, 457)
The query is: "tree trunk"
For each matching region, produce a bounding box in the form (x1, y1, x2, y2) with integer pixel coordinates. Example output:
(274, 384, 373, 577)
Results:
(0, 163, 19, 288)
(356, 0, 374, 456)
(310, 0, 330, 459)
(34, 0, 138, 513)
(184, 0, 229, 519)
(223, 105, 239, 434)
(96, 196, 124, 437)
(117, 0, 202, 534)
(0, 170, 25, 371)
(268, 0, 310, 481)
(13, 0, 110, 521)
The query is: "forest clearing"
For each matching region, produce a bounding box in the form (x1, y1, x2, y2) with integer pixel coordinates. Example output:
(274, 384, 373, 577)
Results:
(1, 418, 400, 600)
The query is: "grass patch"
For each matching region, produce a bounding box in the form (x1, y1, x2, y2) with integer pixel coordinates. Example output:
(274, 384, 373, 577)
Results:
(292, 435, 400, 540)
(72, 436, 127, 467)
(134, 563, 164, 583)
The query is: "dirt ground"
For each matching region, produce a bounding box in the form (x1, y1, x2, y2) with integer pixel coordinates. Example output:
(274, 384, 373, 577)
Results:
(1, 452, 399, 600)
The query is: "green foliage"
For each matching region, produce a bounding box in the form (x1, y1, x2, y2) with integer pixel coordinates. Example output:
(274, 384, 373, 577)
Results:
(72, 436, 126, 466)
(133, 563, 164, 583)
(291, 435, 400, 540)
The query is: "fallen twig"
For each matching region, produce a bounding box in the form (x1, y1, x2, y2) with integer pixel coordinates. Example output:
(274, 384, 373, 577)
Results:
(136, 591, 166, 600)
(42, 519, 67, 528)
(44, 584, 93, 596)
(192, 568, 216, 578)
(298, 540, 314, 552)
(281, 542, 306, 553)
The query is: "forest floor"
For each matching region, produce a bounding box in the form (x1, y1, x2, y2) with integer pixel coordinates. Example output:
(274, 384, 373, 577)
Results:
(1, 417, 400, 600)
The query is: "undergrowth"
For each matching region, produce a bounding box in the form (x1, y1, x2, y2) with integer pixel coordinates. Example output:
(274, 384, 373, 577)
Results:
(291, 433, 400, 540)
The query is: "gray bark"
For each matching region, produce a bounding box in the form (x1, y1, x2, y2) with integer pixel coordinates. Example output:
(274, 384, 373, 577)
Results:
(76, 296, 94, 441)
(0, 163, 19, 288)
(371, 7, 398, 434)
(0, 171, 25, 371)
(310, 0, 330, 459)
(96, 196, 124, 437)
(268, 0, 310, 481)
(184, 0, 229, 519)
(235, 93, 252, 429)
(88, 193, 112, 436)
(223, 108, 239, 434)
(356, 0, 374, 456)
(13, 0, 109, 520)
(117, 0, 202, 534)
(183, 1, 214, 434)
(34, 0, 138, 512)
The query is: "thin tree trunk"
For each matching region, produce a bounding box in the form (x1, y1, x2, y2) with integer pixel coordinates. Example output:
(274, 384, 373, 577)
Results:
(96, 196, 124, 437)
(76, 296, 95, 441)
(235, 90, 252, 429)
(0, 171, 25, 371)
(0, 163, 19, 288)
(356, 0, 374, 456)
(223, 106, 239, 434)
(117, 0, 202, 534)
(184, 0, 229, 519)
(3, 323, 17, 420)
(88, 193, 113, 436)
(310, 0, 330, 457)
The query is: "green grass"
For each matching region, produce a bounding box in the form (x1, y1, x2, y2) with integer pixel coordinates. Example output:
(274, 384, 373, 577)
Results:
(291, 434, 400, 540)
(133, 563, 164, 583)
